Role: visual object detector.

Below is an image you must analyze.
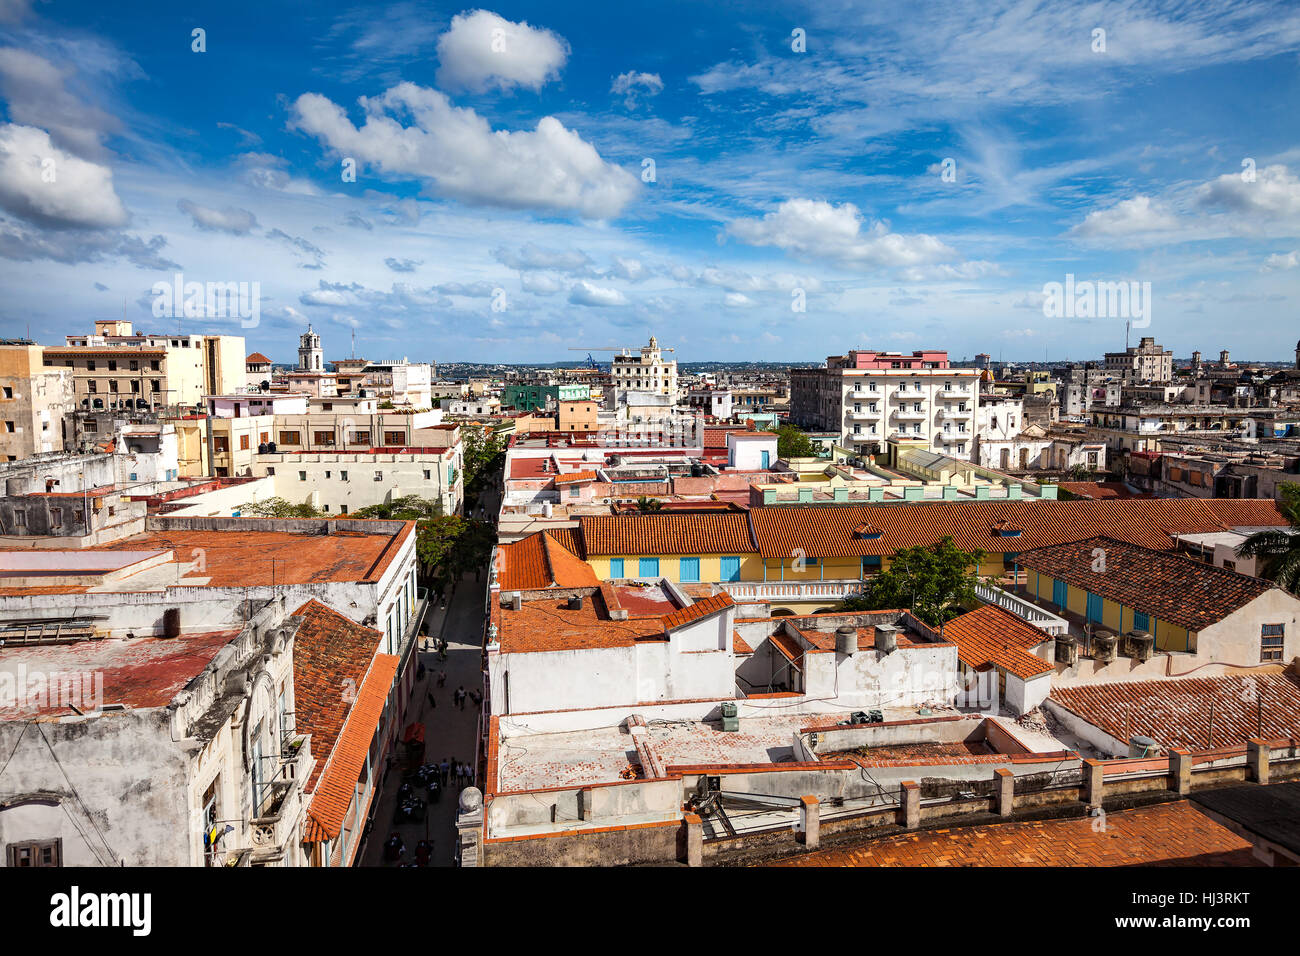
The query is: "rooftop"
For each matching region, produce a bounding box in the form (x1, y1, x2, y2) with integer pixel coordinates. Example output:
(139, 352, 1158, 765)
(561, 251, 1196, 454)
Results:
(1049, 673, 1300, 750)
(942, 605, 1054, 680)
(1017, 536, 1274, 632)
(0, 629, 241, 719)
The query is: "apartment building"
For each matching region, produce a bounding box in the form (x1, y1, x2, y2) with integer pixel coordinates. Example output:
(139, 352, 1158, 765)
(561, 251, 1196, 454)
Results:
(1104, 336, 1173, 384)
(0, 343, 74, 460)
(791, 349, 982, 460)
(609, 335, 678, 399)
(254, 443, 465, 516)
(42, 320, 246, 408)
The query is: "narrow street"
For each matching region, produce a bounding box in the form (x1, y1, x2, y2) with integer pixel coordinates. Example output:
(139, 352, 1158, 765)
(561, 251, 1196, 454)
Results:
(358, 567, 489, 867)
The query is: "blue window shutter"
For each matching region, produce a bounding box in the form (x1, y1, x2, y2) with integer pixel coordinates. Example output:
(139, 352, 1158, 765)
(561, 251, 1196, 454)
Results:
(1052, 578, 1067, 607)
(609, 558, 624, 578)
(1133, 610, 1150, 631)
(719, 556, 741, 582)
(639, 557, 659, 577)
(1086, 592, 1103, 623)
(679, 557, 700, 583)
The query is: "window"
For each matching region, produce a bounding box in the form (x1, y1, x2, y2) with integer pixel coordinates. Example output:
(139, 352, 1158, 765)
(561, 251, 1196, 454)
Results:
(279, 431, 300, 445)
(3, 421, 11, 433)
(348, 430, 370, 444)
(638, 557, 659, 577)
(384, 431, 404, 445)
(151, 360, 160, 370)
(1, 387, 10, 399)
(1132, 610, 1150, 632)
(719, 556, 741, 582)
(88, 380, 97, 394)
(151, 380, 160, 392)
(86, 360, 96, 371)
(1052, 578, 1067, 607)
(8, 839, 61, 867)
(609, 558, 624, 578)
(423, 470, 431, 480)
(13, 510, 25, 527)
(374, 471, 383, 481)
(340, 504, 348, 515)
(108, 360, 117, 371)
(340, 470, 348, 481)
(298, 471, 307, 481)
(109, 380, 118, 393)
(313, 430, 335, 445)
(1086, 592, 1103, 623)
(239, 435, 250, 451)
(1262, 624, 1285, 662)
(213, 436, 229, 453)
(679, 557, 700, 583)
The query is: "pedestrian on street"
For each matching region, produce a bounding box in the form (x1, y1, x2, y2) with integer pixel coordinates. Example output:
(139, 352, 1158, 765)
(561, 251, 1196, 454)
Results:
(456, 685, 466, 710)
(440, 757, 450, 785)
(417, 661, 426, 681)
(437, 670, 447, 688)
(426, 691, 436, 710)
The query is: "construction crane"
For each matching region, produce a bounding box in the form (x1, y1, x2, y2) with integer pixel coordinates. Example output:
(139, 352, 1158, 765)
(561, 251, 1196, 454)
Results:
(568, 343, 673, 372)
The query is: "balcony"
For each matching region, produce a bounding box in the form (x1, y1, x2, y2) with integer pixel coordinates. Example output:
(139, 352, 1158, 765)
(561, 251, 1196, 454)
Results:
(937, 430, 968, 442)
(847, 407, 879, 420)
(974, 582, 1068, 636)
(720, 580, 864, 603)
(938, 388, 968, 399)
(893, 407, 928, 420)
(245, 734, 312, 864)
(847, 389, 876, 400)
(939, 406, 972, 419)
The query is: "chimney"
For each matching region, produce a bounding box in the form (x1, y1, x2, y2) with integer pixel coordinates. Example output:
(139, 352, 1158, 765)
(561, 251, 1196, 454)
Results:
(567, 594, 584, 610)
(501, 592, 522, 611)
(874, 624, 898, 655)
(835, 624, 857, 656)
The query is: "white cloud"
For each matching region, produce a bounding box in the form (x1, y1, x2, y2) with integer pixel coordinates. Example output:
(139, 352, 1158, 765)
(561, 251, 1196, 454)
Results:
(1070, 195, 1180, 239)
(176, 198, 258, 235)
(726, 198, 957, 270)
(1263, 250, 1300, 271)
(0, 124, 127, 228)
(568, 280, 628, 307)
(494, 242, 594, 273)
(609, 255, 645, 281)
(291, 83, 638, 219)
(520, 272, 564, 295)
(300, 288, 350, 307)
(435, 10, 568, 93)
(0, 48, 121, 158)
(1196, 164, 1300, 222)
(611, 71, 663, 108)
(723, 292, 755, 308)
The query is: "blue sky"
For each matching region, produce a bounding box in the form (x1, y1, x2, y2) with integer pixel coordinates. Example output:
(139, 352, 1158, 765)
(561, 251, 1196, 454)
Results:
(0, 0, 1297, 364)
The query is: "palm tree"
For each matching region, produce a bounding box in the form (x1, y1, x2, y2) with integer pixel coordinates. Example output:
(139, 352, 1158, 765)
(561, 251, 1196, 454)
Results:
(1236, 482, 1300, 593)
(635, 496, 664, 514)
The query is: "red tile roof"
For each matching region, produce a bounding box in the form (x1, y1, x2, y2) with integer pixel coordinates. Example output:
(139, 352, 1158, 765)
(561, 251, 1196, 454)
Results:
(1058, 481, 1156, 500)
(291, 599, 385, 793)
(1049, 674, 1300, 750)
(497, 531, 599, 591)
(580, 513, 757, 556)
(747, 498, 1285, 559)
(492, 592, 666, 653)
(662, 592, 734, 631)
(1018, 536, 1275, 631)
(943, 605, 1054, 680)
(303, 652, 399, 843)
(553, 470, 599, 485)
(246, 352, 273, 364)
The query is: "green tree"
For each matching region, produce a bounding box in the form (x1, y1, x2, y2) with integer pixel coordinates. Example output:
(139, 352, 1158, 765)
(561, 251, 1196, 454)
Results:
(415, 514, 496, 594)
(775, 423, 816, 459)
(635, 495, 664, 514)
(462, 426, 507, 510)
(836, 537, 986, 627)
(352, 495, 445, 520)
(1236, 482, 1300, 594)
(238, 497, 325, 518)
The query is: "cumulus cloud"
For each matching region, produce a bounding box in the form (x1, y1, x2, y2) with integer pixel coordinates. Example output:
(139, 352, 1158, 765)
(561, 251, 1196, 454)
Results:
(435, 10, 568, 93)
(0, 124, 127, 229)
(611, 70, 663, 108)
(569, 280, 628, 307)
(1070, 195, 1180, 238)
(267, 229, 326, 269)
(494, 242, 594, 273)
(0, 48, 121, 158)
(609, 255, 646, 281)
(384, 257, 420, 272)
(436, 280, 497, 297)
(176, 198, 259, 234)
(1263, 250, 1300, 271)
(520, 271, 563, 295)
(724, 292, 755, 308)
(1196, 164, 1300, 222)
(291, 83, 638, 219)
(726, 198, 957, 270)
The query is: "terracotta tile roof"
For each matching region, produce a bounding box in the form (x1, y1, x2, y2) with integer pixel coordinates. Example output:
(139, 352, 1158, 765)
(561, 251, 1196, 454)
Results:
(662, 592, 734, 631)
(747, 498, 1286, 559)
(943, 605, 1054, 680)
(303, 651, 399, 843)
(553, 470, 598, 485)
(579, 513, 757, 556)
(768, 629, 804, 666)
(497, 531, 598, 591)
(733, 631, 753, 654)
(246, 352, 272, 364)
(1017, 536, 1275, 631)
(1058, 481, 1156, 500)
(767, 801, 1254, 867)
(292, 599, 385, 793)
(492, 592, 666, 653)
(1050, 674, 1300, 750)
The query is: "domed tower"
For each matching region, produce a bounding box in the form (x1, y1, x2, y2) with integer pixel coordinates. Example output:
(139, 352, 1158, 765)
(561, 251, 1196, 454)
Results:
(298, 324, 323, 372)
(1295, 339, 1299, 370)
